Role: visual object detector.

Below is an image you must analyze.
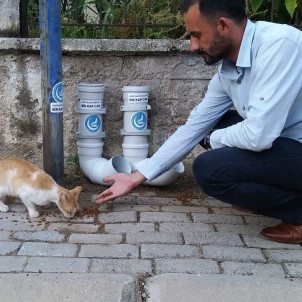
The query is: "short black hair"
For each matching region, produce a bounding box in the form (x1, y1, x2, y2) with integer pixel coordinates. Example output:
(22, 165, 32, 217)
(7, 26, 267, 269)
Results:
(181, 0, 247, 23)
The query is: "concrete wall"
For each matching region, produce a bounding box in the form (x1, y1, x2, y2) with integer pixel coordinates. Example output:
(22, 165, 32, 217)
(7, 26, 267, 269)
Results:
(0, 38, 217, 177)
(0, 0, 20, 37)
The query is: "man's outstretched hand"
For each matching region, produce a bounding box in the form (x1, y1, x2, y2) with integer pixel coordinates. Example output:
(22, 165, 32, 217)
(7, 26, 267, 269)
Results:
(95, 171, 147, 203)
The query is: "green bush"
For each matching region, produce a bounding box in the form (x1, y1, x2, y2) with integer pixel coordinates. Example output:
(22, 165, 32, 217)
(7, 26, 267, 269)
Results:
(27, 0, 301, 39)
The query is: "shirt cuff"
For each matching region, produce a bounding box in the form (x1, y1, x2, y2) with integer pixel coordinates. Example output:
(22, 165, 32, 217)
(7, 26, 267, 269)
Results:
(136, 157, 164, 180)
(210, 129, 226, 149)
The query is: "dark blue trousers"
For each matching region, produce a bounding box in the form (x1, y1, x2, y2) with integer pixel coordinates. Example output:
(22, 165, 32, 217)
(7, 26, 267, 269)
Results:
(194, 111, 302, 225)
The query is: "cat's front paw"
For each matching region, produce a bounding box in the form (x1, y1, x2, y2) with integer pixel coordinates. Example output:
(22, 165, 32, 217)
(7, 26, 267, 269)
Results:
(0, 204, 9, 213)
(29, 211, 40, 218)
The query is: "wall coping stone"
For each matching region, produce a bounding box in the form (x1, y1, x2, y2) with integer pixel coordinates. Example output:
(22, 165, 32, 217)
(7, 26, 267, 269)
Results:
(0, 38, 190, 55)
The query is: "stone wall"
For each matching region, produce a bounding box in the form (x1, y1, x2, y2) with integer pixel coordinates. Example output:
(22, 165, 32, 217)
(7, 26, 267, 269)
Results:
(0, 38, 217, 177)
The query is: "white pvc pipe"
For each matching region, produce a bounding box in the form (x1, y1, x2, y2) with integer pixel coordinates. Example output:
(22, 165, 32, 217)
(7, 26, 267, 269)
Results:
(75, 83, 185, 188)
(77, 138, 184, 187)
(77, 140, 131, 186)
(144, 162, 185, 186)
(122, 142, 149, 170)
(132, 161, 185, 187)
(79, 154, 131, 186)
(76, 83, 133, 186)
(120, 85, 185, 186)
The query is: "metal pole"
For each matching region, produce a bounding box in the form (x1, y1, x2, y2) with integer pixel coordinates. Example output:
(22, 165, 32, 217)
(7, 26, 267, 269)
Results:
(20, 0, 29, 38)
(39, 0, 64, 184)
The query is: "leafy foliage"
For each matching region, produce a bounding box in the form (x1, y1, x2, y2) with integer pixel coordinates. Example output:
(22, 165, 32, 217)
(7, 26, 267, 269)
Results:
(248, 0, 302, 23)
(27, 0, 185, 39)
(26, 0, 301, 39)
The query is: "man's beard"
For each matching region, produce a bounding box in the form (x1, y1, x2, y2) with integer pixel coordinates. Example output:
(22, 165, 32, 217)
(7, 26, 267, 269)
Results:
(197, 32, 233, 65)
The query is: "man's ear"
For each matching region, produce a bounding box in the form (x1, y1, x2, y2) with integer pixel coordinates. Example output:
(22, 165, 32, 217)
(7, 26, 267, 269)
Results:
(216, 17, 231, 34)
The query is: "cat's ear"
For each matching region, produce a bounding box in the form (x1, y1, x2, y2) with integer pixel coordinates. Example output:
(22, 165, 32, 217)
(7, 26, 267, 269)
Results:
(70, 186, 82, 199)
(59, 192, 66, 202)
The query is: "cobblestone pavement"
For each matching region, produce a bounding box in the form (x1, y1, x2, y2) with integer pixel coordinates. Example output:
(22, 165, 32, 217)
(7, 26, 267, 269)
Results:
(1, 190, 302, 301)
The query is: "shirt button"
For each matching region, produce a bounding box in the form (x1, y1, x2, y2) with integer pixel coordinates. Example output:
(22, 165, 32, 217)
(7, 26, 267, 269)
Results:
(242, 106, 246, 110)
(260, 97, 264, 100)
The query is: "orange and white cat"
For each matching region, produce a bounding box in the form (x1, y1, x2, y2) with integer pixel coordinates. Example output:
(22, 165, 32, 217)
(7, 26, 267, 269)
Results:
(0, 158, 82, 218)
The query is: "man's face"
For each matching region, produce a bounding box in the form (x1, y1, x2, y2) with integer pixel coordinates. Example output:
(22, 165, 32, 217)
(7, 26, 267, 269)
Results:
(184, 4, 233, 65)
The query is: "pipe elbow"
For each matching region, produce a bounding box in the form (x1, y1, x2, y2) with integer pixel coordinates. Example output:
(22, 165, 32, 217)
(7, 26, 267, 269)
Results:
(144, 162, 185, 186)
(132, 161, 185, 186)
(79, 155, 131, 186)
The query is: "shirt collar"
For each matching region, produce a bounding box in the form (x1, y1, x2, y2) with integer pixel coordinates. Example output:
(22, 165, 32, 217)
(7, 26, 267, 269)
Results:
(221, 19, 256, 74)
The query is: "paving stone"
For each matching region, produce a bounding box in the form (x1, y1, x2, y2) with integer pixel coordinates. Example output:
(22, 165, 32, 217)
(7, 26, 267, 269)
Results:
(80, 192, 97, 201)
(0, 212, 33, 221)
(284, 263, 302, 278)
(90, 259, 152, 276)
(215, 224, 263, 235)
(105, 223, 155, 234)
(128, 193, 142, 197)
(48, 223, 99, 233)
(0, 211, 58, 221)
(69, 233, 123, 244)
(222, 261, 285, 277)
(184, 232, 244, 246)
(155, 259, 220, 274)
(44, 214, 94, 223)
(139, 191, 157, 197)
(126, 232, 183, 244)
(243, 216, 281, 226)
(160, 222, 214, 233)
(25, 257, 89, 273)
(212, 207, 258, 216)
(199, 198, 232, 208)
(113, 204, 160, 212)
(203, 246, 266, 262)
(242, 235, 301, 250)
(0, 231, 10, 240)
(6, 204, 27, 212)
(100, 195, 137, 204)
(192, 213, 244, 224)
(140, 212, 190, 223)
(137, 196, 182, 206)
(0, 242, 21, 255)
(79, 244, 139, 259)
(0, 273, 141, 302)
(145, 274, 302, 302)
(161, 206, 208, 213)
(0, 256, 27, 272)
(0, 220, 46, 231)
(13, 231, 65, 242)
(97, 204, 108, 212)
(141, 244, 200, 259)
(264, 249, 302, 263)
(98, 211, 137, 224)
(18, 242, 78, 257)
(117, 194, 140, 201)
(181, 198, 206, 206)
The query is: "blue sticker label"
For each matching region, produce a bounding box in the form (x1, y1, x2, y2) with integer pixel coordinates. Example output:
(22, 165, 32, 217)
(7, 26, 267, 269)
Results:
(52, 82, 63, 103)
(85, 115, 101, 132)
(131, 112, 147, 130)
